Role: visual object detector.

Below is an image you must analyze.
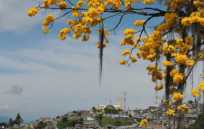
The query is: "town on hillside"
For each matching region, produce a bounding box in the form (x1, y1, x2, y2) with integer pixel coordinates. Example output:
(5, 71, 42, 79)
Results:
(0, 100, 203, 129)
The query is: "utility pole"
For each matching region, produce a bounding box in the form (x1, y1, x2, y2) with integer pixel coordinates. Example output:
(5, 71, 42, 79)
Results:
(123, 92, 127, 111)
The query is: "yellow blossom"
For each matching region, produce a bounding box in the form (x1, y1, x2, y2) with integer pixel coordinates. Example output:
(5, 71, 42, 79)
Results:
(173, 72, 184, 85)
(162, 60, 173, 67)
(164, 13, 177, 23)
(42, 25, 49, 33)
(198, 81, 204, 92)
(97, 4, 105, 13)
(120, 59, 127, 65)
(133, 20, 145, 26)
(130, 56, 137, 63)
(154, 84, 163, 91)
(121, 49, 131, 56)
(143, 0, 155, 5)
(58, 28, 71, 40)
(43, 0, 54, 8)
(27, 7, 38, 17)
(113, 0, 121, 9)
(172, 92, 184, 102)
(162, 43, 176, 54)
(123, 28, 135, 37)
(166, 108, 175, 117)
(43, 14, 55, 26)
(58, 1, 68, 9)
(185, 36, 193, 46)
(170, 69, 178, 77)
(181, 17, 193, 26)
(139, 118, 148, 128)
(72, 9, 80, 17)
(192, 88, 200, 97)
(177, 104, 189, 113)
(185, 59, 195, 67)
(96, 43, 106, 48)
(175, 54, 188, 65)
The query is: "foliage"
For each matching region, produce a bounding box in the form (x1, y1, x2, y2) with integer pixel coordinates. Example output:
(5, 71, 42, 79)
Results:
(92, 106, 97, 113)
(95, 113, 104, 126)
(187, 112, 204, 129)
(27, 0, 204, 128)
(14, 113, 23, 126)
(35, 121, 47, 129)
(100, 116, 133, 127)
(57, 116, 83, 129)
(104, 105, 119, 114)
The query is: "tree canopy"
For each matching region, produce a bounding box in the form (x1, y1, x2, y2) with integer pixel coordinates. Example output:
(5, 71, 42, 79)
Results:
(27, 0, 204, 128)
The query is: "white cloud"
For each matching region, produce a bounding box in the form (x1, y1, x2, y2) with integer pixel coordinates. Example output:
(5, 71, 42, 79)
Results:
(0, 37, 158, 120)
(0, 35, 198, 120)
(0, 0, 42, 32)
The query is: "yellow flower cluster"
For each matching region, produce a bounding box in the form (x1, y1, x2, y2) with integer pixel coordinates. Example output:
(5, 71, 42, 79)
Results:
(143, 0, 155, 5)
(190, 81, 204, 98)
(146, 64, 163, 82)
(154, 84, 163, 91)
(58, 28, 71, 40)
(162, 60, 173, 67)
(156, 13, 177, 32)
(162, 43, 176, 54)
(42, 14, 55, 32)
(120, 28, 138, 64)
(191, 81, 204, 96)
(105, 0, 121, 9)
(172, 92, 184, 102)
(173, 53, 194, 67)
(58, 0, 68, 9)
(199, 81, 204, 92)
(168, 0, 185, 10)
(162, 37, 194, 68)
(137, 31, 161, 62)
(133, 20, 145, 26)
(193, 0, 204, 7)
(121, 49, 131, 56)
(41, 0, 68, 9)
(165, 108, 175, 117)
(191, 88, 200, 97)
(124, 0, 136, 9)
(181, 11, 204, 27)
(177, 104, 189, 113)
(120, 59, 127, 65)
(123, 28, 135, 38)
(166, 103, 189, 117)
(170, 69, 184, 85)
(42, 0, 55, 8)
(27, 7, 38, 17)
(139, 118, 148, 128)
(96, 43, 106, 49)
(121, 28, 136, 47)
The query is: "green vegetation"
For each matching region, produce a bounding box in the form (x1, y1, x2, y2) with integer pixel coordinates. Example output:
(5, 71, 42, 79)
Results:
(35, 121, 47, 129)
(99, 116, 133, 127)
(104, 105, 119, 114)
(8, 113, 24, 127)
(57, 116, 83, 129)
(15, 113, 23, 126)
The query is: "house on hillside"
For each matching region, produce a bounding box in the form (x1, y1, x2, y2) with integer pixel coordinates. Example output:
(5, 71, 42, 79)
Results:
(0, 123, 8, 129)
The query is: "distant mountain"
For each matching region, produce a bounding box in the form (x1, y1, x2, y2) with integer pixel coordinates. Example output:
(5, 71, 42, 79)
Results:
(0, 116, 9, 123)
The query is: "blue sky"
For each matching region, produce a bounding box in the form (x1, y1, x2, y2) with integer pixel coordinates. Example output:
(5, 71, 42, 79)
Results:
(0, 0, 199, 121)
